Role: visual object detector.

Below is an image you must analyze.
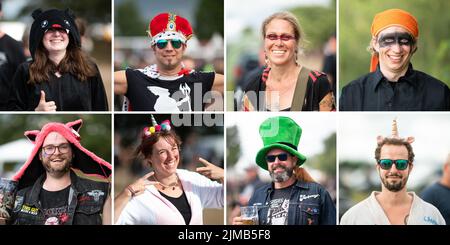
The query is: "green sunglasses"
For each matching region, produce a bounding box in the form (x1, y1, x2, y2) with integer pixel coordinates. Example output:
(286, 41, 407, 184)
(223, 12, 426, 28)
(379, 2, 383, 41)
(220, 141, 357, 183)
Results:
(378, 159, 409, 170)
(156, 39, 183, 49)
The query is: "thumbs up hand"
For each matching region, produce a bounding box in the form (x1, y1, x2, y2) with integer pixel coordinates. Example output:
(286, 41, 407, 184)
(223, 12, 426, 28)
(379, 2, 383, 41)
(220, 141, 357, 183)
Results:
(34, 91, 57, 111)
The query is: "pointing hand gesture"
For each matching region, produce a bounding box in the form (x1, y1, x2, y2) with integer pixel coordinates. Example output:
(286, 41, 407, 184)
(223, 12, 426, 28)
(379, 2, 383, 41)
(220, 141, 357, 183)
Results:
(35, 91, 57, 112)
(196, 157, 224, 183)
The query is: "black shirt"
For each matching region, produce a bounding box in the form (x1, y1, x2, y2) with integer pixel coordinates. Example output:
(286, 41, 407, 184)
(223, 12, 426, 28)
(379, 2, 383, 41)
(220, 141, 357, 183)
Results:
(159, 191, 192, 225)
(11, 171, 109, 225)
(8, 61, 108, 111)
(0, 34, 26, 110)
(241, 67, 332, 111)
(339, 64, 450, 111)
(40, 185, 70, 225)
(124, 67, 215, 111)
(267, 182, 295, 225)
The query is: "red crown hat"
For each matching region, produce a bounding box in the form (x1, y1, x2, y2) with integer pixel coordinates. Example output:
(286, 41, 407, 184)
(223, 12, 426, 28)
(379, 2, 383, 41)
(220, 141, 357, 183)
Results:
(148, 13, 193, 46)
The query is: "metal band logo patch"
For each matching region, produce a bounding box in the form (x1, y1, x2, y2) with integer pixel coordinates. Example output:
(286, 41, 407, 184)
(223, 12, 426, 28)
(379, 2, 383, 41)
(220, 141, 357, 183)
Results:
(87, 190, 105, 202)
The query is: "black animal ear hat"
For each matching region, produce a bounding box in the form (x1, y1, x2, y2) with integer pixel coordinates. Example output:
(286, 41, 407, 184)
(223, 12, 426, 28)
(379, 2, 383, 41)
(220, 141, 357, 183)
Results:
(29, 8, 81, 60)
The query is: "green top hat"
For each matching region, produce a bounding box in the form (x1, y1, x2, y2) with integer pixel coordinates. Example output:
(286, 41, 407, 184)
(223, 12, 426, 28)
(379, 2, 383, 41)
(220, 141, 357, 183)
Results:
(255, 116, 307, 170)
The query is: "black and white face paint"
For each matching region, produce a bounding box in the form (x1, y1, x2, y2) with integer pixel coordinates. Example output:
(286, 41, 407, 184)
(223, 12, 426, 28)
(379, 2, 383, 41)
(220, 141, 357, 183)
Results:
(377, 32, 415, 48)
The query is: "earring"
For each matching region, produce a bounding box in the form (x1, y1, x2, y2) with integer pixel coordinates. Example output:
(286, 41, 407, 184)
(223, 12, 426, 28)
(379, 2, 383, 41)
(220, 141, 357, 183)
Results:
(294, 50, 299, 65)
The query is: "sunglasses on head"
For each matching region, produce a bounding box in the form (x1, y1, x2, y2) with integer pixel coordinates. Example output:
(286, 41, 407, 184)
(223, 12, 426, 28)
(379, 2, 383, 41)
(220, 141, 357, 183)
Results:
(265, 34, 295, 41)
(378, 159, 409, 170)
(155, 39, 183, 49)
(266, 153, 290, 163)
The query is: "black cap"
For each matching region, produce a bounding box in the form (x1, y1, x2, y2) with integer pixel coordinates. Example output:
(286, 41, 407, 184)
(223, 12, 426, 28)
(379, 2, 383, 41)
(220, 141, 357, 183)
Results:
(29, 8, 81, 59)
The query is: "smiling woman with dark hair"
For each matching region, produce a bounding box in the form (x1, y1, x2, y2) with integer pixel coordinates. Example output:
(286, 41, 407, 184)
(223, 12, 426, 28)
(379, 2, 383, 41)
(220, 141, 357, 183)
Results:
(8, 8, 108, 111)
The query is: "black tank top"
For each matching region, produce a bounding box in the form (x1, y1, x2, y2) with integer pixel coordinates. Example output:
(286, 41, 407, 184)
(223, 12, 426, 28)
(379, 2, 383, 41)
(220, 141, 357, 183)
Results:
(159, 191, 192, 224)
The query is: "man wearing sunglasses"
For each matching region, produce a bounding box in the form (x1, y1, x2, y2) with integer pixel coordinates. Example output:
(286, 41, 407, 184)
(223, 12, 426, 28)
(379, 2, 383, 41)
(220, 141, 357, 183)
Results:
(340, 9, 450, 111)
(421, 153, 450, 225)
(232, 116, 336, 225)
(114, 13, 224, 111)
(2, 119, 112, 225)
(340, 121, 445, 225)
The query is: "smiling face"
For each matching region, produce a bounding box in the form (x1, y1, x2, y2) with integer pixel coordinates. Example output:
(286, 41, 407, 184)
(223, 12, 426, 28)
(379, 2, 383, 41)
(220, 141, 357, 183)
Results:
(152, 39, 185, 72)
(377, 144, 412, 192)
(40, 132, 73, 177)
(374, 26, 416, 74)
(42, 28, 69, 54)
(148, 136, 180, 177)
(264, 19, 298, 66)
(266, 148, 297, 183)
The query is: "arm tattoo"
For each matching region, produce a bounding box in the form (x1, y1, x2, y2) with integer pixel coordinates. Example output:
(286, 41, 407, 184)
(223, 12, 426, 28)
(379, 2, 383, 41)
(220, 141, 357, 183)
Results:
(319, 93, 335, 110)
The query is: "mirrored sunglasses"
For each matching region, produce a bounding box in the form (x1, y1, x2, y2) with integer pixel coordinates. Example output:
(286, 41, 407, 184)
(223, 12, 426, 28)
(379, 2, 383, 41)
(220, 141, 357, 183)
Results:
(378, 159, 409, 170)
(156, 39, 183, 49)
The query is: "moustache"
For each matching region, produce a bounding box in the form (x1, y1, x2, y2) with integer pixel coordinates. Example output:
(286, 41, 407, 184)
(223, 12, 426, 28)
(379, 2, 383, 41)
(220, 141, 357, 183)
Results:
(272, 165, 287, 171)
(386, 173, 403, 178)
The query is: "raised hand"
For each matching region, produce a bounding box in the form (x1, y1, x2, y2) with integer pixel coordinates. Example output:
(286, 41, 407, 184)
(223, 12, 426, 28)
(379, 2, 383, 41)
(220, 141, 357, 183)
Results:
(126, 171, 159, 197)
(196, 157, 224, 183)
(34, 91, 57, 112)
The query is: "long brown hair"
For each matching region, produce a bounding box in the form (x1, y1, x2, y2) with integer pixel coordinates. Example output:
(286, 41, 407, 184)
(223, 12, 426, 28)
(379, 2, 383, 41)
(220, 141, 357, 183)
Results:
(294, 166, 315, 183)
(28, 38, 97, 84)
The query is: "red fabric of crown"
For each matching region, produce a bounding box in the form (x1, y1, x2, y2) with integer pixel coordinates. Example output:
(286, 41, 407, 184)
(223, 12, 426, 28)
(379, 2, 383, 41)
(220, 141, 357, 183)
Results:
(148, 13, 193, 45)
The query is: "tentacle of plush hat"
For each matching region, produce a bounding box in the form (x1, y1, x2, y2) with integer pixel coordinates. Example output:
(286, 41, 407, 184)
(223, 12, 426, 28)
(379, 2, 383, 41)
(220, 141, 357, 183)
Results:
(13, 119, 111, 190)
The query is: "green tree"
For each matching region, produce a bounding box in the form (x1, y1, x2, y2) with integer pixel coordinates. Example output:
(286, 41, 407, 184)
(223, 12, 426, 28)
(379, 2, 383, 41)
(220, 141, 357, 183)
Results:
(226, 125, 240, 167)
(115, 0, 146, 36)
(290, 2, 336, 51)
(308, 132, 336, 177)
(194, 0, 224, 41)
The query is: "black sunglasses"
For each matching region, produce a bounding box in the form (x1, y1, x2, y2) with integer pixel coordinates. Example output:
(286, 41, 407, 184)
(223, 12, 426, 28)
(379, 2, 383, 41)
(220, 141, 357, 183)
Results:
(155, 39, 182, 49)
(378, 159, 409, 170)
(266, 153, 289, 163)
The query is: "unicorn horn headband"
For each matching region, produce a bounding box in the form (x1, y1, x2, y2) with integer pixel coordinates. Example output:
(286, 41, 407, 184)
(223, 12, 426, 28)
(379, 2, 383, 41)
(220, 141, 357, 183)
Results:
(143, 115, 172, 138)
(377, 118, 415, 144)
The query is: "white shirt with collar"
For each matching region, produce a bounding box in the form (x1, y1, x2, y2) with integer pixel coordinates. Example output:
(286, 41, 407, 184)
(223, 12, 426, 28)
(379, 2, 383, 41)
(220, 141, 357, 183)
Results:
(340, 191, 445, 225)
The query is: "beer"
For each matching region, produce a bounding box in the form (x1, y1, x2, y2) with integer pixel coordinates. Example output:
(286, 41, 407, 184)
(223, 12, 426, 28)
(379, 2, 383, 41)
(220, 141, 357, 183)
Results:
(240, 206, 258, 225)
(241, 218, 257, 225)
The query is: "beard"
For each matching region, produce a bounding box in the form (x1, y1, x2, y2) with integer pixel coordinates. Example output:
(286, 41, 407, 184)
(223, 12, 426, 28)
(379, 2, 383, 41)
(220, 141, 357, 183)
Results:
(269, 165, 294, 183)
(42, 156, 72, 177)
(380, 172, 409, 192)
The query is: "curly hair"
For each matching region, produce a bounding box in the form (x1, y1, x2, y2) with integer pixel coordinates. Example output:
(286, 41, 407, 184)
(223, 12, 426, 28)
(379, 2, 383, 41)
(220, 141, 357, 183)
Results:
(374, 137, 415, 163)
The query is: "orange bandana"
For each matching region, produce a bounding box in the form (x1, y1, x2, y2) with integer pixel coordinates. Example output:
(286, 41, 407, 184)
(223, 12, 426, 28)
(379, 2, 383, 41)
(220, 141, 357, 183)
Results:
(369, 9, 419, 72)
